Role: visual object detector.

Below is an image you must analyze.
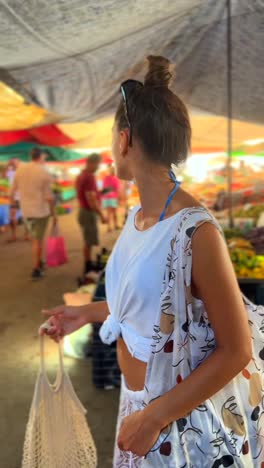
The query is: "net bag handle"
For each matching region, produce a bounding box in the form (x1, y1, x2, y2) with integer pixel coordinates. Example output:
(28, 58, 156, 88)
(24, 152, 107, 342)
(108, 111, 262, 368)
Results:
(40, 335, 64, 389)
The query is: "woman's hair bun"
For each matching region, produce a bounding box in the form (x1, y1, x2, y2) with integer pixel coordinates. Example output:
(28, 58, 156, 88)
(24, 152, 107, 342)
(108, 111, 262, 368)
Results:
(144, 55, 174, 89)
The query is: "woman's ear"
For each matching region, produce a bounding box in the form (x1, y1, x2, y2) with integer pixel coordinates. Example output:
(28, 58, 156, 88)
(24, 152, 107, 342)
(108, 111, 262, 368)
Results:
(119, 130, 129, 157)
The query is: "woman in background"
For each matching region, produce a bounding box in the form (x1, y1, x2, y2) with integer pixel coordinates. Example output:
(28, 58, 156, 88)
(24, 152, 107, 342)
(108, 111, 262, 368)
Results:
(102, 165, 121, 232)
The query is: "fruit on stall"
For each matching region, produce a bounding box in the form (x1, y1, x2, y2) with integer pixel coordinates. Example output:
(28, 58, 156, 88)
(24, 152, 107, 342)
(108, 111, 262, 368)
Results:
(235, 205, 264, 220)
(227, 238, 253, 251)
(223, 227, 244, 240)
(227, 238, 264, 279)
(55, 204, 72, 215)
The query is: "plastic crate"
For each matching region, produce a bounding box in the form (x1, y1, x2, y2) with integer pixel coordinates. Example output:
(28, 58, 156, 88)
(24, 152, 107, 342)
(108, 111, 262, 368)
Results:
(91, 270, 120, 389)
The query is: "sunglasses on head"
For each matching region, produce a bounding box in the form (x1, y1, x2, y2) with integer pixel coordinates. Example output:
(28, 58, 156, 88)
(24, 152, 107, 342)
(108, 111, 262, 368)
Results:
(120, 79, 143, 146)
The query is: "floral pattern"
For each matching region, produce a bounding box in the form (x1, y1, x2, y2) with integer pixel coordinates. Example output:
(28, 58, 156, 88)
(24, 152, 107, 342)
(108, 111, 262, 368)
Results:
(142, 208, 264, 468)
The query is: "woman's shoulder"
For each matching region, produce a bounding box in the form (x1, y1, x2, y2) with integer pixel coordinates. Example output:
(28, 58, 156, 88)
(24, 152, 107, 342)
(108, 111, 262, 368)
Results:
(178, 206, 222, 240)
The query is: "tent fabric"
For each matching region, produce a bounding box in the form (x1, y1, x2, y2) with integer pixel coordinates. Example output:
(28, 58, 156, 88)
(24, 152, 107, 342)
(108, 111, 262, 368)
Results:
(0, 130, 30, 146)
(59, 115, 264, 152)
(0, 125, 75, 146)
(0, 0, 263, 125)
(0, 143, 82, 163)
(28, 125, 75, 146)
(0, 81, 55, 131)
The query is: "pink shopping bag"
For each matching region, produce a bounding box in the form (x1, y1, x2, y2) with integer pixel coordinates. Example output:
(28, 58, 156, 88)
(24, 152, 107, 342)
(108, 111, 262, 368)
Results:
(46, 225, 68, 267)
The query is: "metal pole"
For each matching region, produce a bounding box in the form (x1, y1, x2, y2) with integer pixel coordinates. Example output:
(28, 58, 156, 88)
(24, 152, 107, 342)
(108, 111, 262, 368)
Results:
(227, 0, 234, 227)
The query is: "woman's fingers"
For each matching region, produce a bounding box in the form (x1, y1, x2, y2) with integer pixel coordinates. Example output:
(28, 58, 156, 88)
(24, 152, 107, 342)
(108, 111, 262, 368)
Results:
(39, 324, 57, 336)
(39, 326, 63, 342)
(42, 305, 65, 318)
(40, 306, 73, 341)
(39, 314, 63, 336)
(39, 326, 46, 336)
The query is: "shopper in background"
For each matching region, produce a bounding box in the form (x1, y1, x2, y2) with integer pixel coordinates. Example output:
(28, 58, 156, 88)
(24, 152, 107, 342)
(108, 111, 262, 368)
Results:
(102, 165, 121, 232)
(76, 154, 106, 274)
(10, 148, 56, 280)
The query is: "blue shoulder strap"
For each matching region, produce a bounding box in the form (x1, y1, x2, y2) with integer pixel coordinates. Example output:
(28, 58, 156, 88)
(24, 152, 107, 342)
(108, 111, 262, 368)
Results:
(159, 170, 181, 222)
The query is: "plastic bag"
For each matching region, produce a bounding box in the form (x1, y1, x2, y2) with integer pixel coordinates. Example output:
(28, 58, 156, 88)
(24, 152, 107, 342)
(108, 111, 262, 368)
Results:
(46, 224, 67, 267)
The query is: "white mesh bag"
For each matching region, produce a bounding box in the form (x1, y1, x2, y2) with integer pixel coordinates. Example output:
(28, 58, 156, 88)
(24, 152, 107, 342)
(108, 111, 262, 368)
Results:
(22, 337, 97, 468)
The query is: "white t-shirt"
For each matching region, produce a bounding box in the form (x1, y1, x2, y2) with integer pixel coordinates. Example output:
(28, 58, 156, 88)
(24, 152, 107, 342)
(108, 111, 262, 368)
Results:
(12, 162, 53, 218)
(100, 206, 181, 362)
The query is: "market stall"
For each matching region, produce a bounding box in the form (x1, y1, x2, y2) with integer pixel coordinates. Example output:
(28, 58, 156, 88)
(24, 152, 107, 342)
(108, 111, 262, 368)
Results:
(0, 144, 84, 223)
(0, 177, 9, 226)
(0, 172, 22, 228)
(122, 151, 264, 291)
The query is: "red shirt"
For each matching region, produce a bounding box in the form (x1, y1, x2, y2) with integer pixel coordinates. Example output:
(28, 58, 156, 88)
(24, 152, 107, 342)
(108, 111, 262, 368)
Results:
(76, 169, 100, 211)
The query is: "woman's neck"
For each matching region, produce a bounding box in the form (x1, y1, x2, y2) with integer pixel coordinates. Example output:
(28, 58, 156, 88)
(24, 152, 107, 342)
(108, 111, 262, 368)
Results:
(133, 164, 176, 220)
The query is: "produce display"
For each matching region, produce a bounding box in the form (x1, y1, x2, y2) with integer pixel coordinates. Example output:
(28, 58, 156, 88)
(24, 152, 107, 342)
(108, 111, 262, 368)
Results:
(223, 227, 244, 240)
(235, 204, 264, 220)
(56, 203, 73, 215)
(0, 179, 9, 202)
(227, 237, 264, 279)
(53, 181, 76, 202)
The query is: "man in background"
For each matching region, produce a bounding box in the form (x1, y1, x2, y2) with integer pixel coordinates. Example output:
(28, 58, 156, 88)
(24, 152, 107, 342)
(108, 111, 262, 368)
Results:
(10, 147, 56, 280)
(76, 153, 106, 274)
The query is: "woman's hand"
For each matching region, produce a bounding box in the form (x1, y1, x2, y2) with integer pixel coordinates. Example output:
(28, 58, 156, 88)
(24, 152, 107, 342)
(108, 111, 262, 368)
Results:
(117, 409, 161, 457)
(39, 305, 87, 342)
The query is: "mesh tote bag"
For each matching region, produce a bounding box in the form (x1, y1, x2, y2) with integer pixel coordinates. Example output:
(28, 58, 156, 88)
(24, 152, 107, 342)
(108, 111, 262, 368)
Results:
(22, 336, 97, 468)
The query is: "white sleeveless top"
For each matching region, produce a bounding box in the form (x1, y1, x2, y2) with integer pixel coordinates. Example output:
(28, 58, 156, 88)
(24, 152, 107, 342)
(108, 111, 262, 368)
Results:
(99, 206, 183, 362)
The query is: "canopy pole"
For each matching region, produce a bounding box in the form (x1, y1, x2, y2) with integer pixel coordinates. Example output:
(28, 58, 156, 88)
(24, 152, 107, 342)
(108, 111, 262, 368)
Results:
(227, 0, 234, 227)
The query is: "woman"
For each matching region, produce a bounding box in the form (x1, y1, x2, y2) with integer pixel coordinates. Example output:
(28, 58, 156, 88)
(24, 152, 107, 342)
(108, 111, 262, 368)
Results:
(41, 56, 263, 467)
(102, 165, 121, 231)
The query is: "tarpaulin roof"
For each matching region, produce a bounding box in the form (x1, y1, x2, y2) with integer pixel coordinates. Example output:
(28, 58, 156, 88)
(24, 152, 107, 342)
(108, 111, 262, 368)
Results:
(0, 0, 263, 126)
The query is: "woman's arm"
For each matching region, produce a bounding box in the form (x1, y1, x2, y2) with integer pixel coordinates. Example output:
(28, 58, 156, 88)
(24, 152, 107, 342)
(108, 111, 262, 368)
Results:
(80, 300, 110, 324)
(144, 222, 252, 428)
(41, 301, 110, 341)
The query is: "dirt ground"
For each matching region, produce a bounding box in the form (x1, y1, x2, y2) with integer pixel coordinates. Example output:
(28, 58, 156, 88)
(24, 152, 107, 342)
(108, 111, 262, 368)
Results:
(0, 211, 120, 468)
